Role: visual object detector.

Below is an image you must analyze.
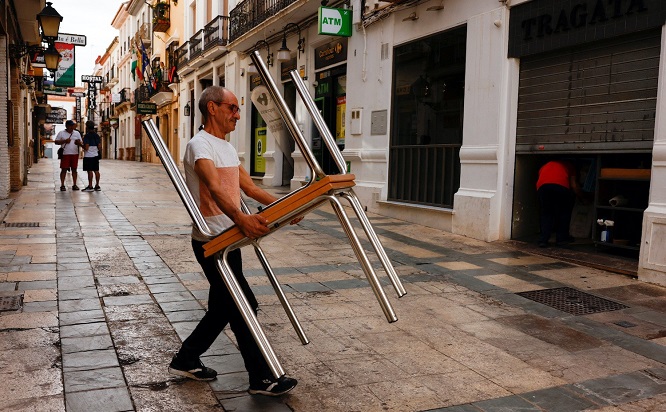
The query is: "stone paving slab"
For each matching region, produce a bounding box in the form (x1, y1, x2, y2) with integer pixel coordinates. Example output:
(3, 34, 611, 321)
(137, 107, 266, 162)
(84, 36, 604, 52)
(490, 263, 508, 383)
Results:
(2, 159, 666, 411)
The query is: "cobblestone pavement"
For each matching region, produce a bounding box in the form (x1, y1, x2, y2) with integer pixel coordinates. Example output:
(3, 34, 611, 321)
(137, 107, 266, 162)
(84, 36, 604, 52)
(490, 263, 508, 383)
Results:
(1, 158, 665, 412)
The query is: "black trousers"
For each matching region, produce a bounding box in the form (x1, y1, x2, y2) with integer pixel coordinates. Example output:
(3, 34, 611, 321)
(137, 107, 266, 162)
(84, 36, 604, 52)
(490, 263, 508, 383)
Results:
(177, 240, 271, 384)
(538, 183, 574, 244)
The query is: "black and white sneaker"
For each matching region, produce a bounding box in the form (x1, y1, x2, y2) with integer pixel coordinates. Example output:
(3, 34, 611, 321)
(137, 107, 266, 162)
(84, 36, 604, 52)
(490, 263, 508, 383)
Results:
(248, 376, 298, 396)
(168, 356, 217, 381)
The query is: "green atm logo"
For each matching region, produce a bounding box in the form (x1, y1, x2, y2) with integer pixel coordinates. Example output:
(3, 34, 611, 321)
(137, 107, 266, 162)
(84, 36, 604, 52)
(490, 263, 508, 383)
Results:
(318, 7, 352, 37)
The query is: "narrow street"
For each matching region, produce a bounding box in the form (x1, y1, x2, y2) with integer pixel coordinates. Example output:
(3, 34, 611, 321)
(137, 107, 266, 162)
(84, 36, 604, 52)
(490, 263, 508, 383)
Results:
(1, 158, 665, 411)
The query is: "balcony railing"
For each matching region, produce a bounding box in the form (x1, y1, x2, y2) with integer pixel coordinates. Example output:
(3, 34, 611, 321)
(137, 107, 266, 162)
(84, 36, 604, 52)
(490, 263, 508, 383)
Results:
(175, 41, 189, 69)
(134, 85, 151, 106)
(204, 16, 229, 50)
(388, 144, 461, 209)
(189, 29, 205, 59)
(153, 2, 170, 32)
(229, 0, 296, 42)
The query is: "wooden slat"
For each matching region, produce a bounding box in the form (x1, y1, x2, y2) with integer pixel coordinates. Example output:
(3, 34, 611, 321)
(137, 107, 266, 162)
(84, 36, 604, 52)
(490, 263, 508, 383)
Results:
(203, 174, 356, 257)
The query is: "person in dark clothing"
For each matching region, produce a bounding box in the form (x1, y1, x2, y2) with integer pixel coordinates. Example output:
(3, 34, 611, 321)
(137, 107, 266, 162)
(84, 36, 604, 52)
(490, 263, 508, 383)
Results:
(536, 160, 582, 247)
(82, 121, 102, 191)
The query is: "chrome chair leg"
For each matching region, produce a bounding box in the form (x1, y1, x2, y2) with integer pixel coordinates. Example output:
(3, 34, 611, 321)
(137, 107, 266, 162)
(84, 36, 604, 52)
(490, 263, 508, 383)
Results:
(339, 191, 407, 297)
(215, 251, 285, 379)
(325, 195, 398, 323)
(250, 241, 310, 345)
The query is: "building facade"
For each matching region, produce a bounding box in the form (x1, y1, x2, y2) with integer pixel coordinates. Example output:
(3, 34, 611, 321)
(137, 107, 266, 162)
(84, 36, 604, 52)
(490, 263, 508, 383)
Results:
(79, 0, 666, 286)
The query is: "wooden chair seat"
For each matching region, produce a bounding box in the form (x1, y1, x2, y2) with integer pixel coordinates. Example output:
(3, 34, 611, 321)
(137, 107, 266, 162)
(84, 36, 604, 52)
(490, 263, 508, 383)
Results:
(203, 174, 356, 258)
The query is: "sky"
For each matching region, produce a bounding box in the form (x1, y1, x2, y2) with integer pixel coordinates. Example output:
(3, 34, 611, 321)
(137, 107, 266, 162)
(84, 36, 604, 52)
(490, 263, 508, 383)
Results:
(52, 0, 126, 87)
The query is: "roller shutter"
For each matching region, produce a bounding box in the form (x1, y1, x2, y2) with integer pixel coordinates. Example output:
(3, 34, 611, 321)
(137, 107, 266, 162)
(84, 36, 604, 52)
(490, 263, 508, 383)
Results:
(516, 29, 661, 154)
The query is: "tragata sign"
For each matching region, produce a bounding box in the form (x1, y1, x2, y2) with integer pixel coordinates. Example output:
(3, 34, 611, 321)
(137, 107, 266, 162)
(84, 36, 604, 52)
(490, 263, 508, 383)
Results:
(508, 0, 664, 57)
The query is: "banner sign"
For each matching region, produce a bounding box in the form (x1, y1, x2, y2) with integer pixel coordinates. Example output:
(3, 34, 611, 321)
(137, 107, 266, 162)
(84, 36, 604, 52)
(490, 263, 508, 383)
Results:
(54, 42, 75, 87)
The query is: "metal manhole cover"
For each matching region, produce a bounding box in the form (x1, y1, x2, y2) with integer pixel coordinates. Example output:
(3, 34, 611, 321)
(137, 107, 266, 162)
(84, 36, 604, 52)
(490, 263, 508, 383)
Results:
(0, 294, 24, 312)
(517, 287, 628, 315)
(4, 222, 39, 227)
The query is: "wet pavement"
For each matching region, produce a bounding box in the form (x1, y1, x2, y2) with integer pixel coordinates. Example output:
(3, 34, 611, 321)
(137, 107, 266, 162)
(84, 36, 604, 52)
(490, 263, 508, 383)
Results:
(1, 158, 665, 412)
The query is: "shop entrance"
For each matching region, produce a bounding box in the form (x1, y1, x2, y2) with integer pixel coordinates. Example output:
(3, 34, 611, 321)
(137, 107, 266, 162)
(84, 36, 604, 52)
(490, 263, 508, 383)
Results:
(313, 65, 346, 175)
(510, 30, 660, 272)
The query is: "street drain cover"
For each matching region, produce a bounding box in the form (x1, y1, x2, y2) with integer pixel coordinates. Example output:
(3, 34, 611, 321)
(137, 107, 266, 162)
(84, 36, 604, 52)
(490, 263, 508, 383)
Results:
(0, 294, 24, 312)
(4, 222, 39, 227)
(517, 287, 628, 315)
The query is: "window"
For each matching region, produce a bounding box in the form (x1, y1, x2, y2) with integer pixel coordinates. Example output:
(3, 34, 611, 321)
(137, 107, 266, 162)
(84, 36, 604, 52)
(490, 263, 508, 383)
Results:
(389, 25, 467, 208)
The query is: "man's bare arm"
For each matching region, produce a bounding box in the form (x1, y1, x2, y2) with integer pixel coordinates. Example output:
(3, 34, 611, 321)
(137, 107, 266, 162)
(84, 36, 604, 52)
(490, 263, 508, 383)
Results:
(194, 158, 269, 239)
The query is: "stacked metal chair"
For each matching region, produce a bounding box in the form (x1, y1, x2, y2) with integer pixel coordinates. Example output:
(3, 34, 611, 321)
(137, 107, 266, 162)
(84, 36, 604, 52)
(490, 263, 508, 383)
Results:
(143, 50, 405, 379)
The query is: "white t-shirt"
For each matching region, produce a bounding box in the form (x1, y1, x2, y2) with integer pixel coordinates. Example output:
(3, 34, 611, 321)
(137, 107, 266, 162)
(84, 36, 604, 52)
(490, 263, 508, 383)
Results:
(183, 130, 241, 241)
(55, 129, 82, 155)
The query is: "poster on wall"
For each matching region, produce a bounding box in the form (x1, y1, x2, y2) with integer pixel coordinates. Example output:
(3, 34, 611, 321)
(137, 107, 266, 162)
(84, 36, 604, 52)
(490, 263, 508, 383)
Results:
(54, 42, 75, 87)
(254, 127, 267, 174)
(336, 96, 346, 145)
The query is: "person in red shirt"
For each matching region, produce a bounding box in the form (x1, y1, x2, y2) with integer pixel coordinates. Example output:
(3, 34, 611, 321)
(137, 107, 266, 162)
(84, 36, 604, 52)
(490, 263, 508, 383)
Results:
(536, 160, 582, 247)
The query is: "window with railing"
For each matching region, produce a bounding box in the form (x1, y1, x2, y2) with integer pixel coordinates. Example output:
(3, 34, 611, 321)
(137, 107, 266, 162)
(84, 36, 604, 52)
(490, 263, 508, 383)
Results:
(166, 41, 179, 83)
(189, 29, 204, 58)
(175, 41, 189, 69)
(204, 16, 229, 50)
(389, 25, 467, 208)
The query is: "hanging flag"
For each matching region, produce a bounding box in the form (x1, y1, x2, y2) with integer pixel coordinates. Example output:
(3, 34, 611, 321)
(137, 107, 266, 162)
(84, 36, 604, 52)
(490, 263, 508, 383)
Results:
(130, 49, 137, 81)
(136, 44, 144, 81)
(140, 39, 153, 93)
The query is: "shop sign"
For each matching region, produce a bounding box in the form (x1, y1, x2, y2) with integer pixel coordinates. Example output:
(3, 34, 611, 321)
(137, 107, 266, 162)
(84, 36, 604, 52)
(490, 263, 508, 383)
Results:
(314, 38, 348, 70)
(45, 108, 67, 124)
(280, 57, 297, 81)
(136, 102, 157, 114)
(318, 7, 352, 37)
(57, 33, 87, 46)
(508, 0, 665, 57)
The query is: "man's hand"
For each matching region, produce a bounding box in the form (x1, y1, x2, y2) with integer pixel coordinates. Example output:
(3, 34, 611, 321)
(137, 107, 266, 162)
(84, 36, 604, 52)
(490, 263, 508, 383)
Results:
(236, 213, 270, 239)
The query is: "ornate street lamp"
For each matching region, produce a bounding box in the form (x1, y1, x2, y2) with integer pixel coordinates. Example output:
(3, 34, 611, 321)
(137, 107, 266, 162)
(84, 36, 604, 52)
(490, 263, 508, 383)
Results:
(37, 2, 63, 40)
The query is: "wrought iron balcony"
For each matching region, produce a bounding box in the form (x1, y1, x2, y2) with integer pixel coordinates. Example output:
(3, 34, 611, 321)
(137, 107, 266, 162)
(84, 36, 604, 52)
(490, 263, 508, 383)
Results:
(189, 29, 205, 59)
(134, 85, 151, 106)
(204, 16, 229, 50)
(175, 41, 189, 69)
(229, 0, 297, 42)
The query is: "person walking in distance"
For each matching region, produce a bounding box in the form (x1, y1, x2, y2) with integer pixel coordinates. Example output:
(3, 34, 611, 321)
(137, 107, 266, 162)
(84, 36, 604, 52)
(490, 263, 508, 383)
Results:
(55, 120, 83, 191)
(168, 85, 299, 396)
(82, 120, 102, 192)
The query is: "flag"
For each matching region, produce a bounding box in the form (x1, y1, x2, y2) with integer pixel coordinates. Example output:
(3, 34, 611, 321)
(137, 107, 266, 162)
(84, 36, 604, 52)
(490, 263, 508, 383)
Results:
(130, 49, 137, 81)
(139, 39, 154, 93)
(136, 45, 144, 81)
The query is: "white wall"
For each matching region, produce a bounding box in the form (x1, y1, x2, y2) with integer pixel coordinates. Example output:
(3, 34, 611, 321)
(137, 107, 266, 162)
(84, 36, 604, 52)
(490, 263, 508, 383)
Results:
(639, 25, 666, 286)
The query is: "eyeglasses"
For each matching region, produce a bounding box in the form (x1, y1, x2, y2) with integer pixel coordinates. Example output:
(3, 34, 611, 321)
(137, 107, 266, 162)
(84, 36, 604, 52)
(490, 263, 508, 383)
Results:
(212, 101, 241, 114)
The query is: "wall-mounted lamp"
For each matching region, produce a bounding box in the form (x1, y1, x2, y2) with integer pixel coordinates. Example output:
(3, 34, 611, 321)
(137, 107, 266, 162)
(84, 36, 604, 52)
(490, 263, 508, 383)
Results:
(183, 102, 191, 116)
(254, 40, 273, 67)
(402, 12, 419, 22)
(43, 43, 61, 72)
(20, 74, 37, 86)
(173, 0, 178, 5)
(9, 43, 43, 59)
(37, 2, 63, 40)
(277, 22, 305, 62)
